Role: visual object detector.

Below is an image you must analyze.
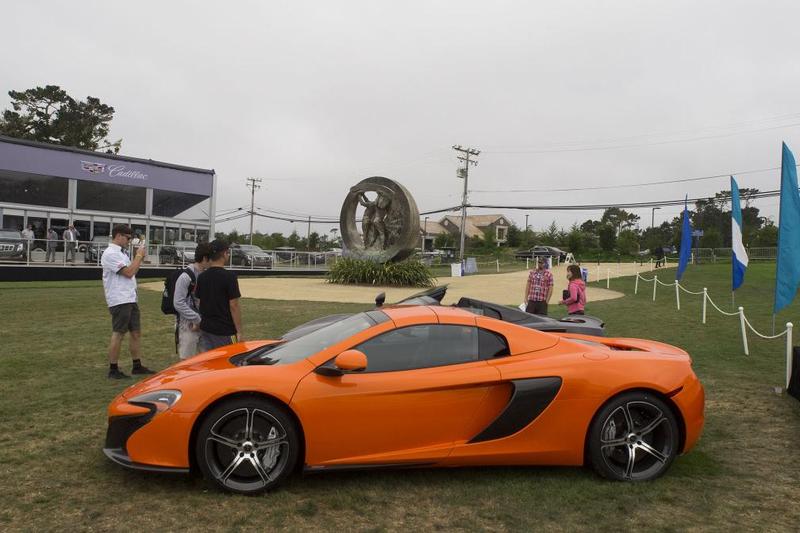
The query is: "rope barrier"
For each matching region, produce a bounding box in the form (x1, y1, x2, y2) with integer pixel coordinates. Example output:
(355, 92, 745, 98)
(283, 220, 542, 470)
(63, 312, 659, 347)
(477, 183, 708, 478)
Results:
(678, 284, 705, 295)
(742, 314, 790, 340)
(632, 272, 794, 389)
(704, 293, 741, 316)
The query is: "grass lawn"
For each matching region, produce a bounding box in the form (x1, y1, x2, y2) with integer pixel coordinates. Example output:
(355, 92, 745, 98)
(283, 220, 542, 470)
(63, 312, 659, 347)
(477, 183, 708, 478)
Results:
(1, 263, 799, 532)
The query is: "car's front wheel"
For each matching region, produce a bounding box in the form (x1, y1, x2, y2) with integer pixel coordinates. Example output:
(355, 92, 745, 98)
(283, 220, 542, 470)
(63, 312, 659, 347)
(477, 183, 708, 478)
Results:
(588, 392, 679, 481)
(195, 396, 300, 494)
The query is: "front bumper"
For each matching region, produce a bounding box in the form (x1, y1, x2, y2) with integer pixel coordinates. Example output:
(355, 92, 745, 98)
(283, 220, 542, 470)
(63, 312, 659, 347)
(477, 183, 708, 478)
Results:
(103, 396, 195, 472)
(103, 447, 189, 473)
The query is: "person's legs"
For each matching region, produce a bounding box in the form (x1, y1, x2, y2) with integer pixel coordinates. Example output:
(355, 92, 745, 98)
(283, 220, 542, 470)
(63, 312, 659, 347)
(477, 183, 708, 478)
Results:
(129, 330, 142, 360)
(108, 331, 125, 364)
(128, 305, 154, 374)
(178, 320, 200, 359)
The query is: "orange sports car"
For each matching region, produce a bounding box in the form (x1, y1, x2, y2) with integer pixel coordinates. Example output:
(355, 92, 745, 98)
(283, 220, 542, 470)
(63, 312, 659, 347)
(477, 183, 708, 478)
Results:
(104, 305, 704, 494)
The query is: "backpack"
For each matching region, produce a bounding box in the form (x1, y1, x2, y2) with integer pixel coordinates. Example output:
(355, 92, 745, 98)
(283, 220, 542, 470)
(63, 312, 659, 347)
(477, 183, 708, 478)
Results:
(161, 267, 196, 315)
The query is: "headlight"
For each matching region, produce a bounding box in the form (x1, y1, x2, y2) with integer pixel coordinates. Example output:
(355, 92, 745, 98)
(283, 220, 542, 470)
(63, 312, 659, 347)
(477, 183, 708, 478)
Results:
(15, 243, 23, 251)
(128, 390, 181, 412)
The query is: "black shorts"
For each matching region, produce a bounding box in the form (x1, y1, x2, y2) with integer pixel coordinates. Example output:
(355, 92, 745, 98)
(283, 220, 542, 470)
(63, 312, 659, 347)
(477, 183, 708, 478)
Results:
(526, 300, 548, 315)
(110, 303, 141, 333)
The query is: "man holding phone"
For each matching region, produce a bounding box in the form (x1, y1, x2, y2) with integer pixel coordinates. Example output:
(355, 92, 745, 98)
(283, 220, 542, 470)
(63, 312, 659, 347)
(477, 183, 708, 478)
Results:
(101, 224, 155, 379)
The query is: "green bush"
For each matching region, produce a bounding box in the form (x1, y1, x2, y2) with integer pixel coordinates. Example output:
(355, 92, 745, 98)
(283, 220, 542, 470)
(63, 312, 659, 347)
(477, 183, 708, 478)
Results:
(327, 258, 436, 287)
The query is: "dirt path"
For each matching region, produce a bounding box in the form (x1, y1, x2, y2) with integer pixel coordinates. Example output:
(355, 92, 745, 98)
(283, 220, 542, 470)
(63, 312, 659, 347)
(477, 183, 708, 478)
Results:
(142, 261, 662, 305)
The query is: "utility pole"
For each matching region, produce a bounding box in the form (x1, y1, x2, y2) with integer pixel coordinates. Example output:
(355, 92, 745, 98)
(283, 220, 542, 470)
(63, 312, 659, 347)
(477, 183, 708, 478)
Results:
(307, 216, 311, 250)
(651, 206, 660, 229)
(453, 145, 480, 261)
(525, 214, 529, 231)
(245, 177, 262, 245)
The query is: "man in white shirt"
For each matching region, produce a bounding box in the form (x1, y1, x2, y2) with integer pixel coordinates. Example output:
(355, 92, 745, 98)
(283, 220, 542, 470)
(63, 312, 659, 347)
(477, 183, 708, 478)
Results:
(101, 224, 155, 379)
(21, 224, 34, 261)
(63, 224, 78, 263)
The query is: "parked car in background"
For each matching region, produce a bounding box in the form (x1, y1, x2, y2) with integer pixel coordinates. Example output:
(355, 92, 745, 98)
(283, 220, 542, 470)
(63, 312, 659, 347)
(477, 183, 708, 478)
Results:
(514, 245, 567, 261)
(159, 240, 197, 265)
(273, 246, 297, 263)
(84, 235, 110, 263)
(231, 244, 272, 268)
(0, 229, 25, 261)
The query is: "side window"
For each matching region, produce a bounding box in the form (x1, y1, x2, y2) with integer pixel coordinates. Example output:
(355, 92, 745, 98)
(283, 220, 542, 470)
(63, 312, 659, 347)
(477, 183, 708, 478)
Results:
(356, 324, 479, 373)
(479, 329, 510, 358)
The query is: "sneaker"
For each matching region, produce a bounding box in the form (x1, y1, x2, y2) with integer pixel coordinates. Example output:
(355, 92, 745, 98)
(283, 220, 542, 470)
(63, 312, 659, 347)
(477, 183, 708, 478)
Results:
(108, 368, 131, 379)
(131, 365, 156, 375)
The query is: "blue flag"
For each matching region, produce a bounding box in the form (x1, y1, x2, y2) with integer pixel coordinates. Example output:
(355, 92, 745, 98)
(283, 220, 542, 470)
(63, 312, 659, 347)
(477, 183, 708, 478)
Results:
(774, 142, 800, 313)
(676, 195, 693, 281)
(731, 176, 748, 290)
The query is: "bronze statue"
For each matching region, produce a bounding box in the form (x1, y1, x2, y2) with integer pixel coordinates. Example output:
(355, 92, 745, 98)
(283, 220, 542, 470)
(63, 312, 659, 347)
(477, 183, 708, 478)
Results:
(340, 177, 419, 263)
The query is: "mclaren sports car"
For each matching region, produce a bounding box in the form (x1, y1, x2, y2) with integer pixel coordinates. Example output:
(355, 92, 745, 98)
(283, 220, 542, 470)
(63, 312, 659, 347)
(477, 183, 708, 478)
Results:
(104, 305, 705, 494)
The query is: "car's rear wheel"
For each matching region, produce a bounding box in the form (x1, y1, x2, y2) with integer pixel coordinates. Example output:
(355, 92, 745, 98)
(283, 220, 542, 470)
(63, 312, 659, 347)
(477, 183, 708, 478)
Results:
(588, 392, 679, 481)
(195, 396, 300, 494)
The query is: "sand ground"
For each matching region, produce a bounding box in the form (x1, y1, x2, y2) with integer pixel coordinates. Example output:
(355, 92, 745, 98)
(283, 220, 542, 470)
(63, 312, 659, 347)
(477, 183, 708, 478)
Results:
(143, 261, 664, 306)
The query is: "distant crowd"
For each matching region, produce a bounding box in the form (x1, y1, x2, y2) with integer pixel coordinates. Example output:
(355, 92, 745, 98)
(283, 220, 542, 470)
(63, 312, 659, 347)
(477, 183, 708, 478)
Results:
(100, 224, 242, 379)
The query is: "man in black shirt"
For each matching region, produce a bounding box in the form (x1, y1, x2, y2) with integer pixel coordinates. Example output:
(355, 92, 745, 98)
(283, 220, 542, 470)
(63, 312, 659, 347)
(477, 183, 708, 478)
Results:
(196, 240, 243, 351)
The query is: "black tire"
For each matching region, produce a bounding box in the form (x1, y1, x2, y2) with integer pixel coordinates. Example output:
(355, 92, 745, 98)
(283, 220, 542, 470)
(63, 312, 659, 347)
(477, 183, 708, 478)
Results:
(195, 396, 300, 494)
(588, 391, 679, 481)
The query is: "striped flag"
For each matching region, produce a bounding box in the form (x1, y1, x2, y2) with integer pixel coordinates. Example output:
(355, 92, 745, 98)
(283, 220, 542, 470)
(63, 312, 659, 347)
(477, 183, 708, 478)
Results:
(731, 176, 748, 290)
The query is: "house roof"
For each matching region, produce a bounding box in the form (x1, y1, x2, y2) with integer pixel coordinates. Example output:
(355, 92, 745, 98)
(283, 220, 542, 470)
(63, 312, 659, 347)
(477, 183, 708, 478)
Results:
(420, 220, 448, 235)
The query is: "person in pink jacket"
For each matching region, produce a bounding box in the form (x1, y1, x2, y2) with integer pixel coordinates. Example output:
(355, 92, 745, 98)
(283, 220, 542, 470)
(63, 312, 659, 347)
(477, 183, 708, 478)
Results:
(559, 264, 586, 315)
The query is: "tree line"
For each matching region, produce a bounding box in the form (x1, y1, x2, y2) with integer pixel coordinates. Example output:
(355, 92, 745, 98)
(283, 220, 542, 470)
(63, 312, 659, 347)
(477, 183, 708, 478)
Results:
(434, 193, 777, 257)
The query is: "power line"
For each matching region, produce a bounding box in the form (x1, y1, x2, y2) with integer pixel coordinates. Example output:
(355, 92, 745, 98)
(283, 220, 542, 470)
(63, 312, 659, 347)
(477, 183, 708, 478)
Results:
(471, 165, 793, 194)
(482, 119, 800, 155)
(483, 111, 800, 152)
(469, 188, 790, 212)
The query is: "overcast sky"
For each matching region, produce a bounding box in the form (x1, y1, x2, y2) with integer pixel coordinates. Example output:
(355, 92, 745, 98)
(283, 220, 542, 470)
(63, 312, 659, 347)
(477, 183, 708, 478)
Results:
(5, 0, 800, 236)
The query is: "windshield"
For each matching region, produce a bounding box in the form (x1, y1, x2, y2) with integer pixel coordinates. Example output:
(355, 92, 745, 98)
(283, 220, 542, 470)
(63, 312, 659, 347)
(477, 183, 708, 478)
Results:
(0, 231, 20, 239)
(251, 311, 388, 365)
(92, 236, 110, 243)
(239, 245, 263, 252)
(174, 241, 196, 248)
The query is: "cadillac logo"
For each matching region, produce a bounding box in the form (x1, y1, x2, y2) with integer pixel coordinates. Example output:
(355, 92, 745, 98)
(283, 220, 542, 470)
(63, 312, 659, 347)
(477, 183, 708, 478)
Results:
(339, 177, 420, 263)
(81, 161, 106, 174)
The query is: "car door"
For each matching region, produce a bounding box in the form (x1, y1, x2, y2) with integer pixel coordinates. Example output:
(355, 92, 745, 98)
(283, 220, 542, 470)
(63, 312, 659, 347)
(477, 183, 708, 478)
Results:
(292, 323, 505, 468)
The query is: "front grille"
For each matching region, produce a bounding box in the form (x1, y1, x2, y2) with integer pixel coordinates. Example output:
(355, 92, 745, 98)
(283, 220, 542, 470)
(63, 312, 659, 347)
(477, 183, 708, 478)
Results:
(0, 244, 14, 251)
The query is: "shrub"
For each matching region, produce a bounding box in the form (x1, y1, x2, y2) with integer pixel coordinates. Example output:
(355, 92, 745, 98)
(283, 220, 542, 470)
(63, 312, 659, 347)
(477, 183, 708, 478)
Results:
(327, 258, 436, 287)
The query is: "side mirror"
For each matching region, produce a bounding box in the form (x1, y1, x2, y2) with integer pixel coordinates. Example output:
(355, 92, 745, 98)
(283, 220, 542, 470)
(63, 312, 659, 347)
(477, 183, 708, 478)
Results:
(375, 292, 386, 307)
(314, 349, 368, 377)
(335, 349, 368, 372)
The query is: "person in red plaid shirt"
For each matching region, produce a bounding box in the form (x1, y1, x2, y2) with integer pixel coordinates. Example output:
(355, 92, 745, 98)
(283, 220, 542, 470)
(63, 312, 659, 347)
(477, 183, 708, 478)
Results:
(524, 257, 554, 315)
